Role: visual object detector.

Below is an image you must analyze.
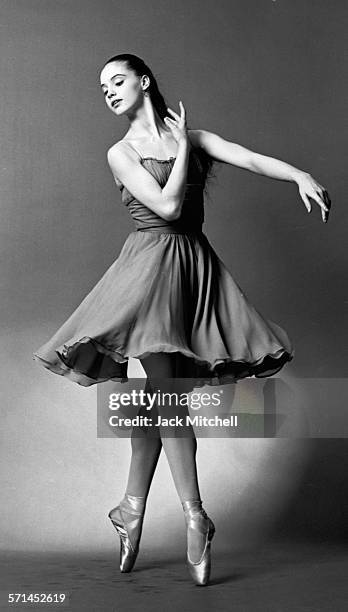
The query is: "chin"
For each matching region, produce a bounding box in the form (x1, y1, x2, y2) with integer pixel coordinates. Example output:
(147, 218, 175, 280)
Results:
(112, 106, 128, 117)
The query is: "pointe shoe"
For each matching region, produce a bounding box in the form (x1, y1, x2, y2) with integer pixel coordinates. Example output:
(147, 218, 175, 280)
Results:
(182, 500, 215, 586)
(108, 494, 146, 573)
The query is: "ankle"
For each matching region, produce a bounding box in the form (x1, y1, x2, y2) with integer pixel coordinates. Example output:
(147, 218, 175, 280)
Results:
(182, 499, 208, 520)
(182, 499, 202, 512)
(121, 494, 146, 515)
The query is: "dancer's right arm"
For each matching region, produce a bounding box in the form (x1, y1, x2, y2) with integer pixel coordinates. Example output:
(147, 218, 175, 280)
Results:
(107, 102, 190, 221)
(107, 138, 190, 222)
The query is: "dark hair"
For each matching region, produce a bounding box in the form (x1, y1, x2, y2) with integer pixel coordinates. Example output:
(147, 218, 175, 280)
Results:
(102, 53, 168, 121)
(102, 53, 215, 185)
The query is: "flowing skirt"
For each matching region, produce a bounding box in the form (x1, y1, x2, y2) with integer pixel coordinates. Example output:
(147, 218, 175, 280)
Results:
(33, 230, 294, 388)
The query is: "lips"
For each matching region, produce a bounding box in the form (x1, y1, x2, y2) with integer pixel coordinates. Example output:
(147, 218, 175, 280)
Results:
(111, 99, 122, 107)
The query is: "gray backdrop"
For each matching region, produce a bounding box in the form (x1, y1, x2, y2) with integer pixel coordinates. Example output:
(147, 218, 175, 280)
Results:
(1, 0, 347, 553)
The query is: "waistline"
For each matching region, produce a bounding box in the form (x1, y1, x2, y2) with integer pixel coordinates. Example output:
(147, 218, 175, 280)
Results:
(136, 226, 203, 235)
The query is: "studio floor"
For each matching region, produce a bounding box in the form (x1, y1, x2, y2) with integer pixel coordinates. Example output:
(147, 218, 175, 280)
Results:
(1, 539, 347, 612)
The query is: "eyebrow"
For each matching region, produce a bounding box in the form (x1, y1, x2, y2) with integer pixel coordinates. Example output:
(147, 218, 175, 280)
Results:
(100, 73, 126, 88)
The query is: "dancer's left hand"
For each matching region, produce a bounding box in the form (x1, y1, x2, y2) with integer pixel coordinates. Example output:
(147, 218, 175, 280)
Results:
(296, 173, 331, 223)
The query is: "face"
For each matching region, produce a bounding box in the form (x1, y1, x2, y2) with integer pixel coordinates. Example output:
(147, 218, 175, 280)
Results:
(99, 61, 147, 116)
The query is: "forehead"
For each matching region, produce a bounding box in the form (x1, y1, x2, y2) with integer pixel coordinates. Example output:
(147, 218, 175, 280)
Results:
(100, 61, 130, 84)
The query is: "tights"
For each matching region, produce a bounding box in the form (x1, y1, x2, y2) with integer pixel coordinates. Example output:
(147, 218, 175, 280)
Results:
(124, 352, 201, 504)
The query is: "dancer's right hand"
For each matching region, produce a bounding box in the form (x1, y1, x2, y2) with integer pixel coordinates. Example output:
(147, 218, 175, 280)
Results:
(164, 101, 188, 144)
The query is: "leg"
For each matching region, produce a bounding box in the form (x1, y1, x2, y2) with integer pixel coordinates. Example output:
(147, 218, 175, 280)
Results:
(140, 352, 201, 502)
(108, 379, 162, 572)
(125, 378, 162, 498)
(140, 352, 215, 586)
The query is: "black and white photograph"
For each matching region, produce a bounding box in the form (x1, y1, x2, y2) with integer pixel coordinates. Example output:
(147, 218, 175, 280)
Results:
(1, 1, 347, 610)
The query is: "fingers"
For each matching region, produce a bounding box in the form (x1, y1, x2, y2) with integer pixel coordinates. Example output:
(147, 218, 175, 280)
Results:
(310, 177, 331, 219)
(166, 107, 180, 121)
(300, 188, 332, 223)
(301, 192, 311, 213)
(163, 116, 179, 130)
(167, 101, 186, 123)
(311, 192, 329, 224)
(315, 189, 330, 223)
(179, 100, 186, 121)
(313, 192, 328, 211)
(164, 116, 176, 125)
(323, 189, 331, 211)
(163, 117, 176, 133)
(322, 190, 331, 223)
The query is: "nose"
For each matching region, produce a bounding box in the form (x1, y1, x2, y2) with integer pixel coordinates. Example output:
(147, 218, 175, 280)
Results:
(106, 87, 116, 100)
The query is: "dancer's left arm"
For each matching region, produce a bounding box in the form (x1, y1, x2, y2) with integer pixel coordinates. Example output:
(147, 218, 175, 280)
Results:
(190, 129, 331, 223)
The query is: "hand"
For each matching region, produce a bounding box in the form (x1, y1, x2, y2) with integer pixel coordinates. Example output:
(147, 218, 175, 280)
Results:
(296, 172, 332, 223)
(164, 101, 188, 144)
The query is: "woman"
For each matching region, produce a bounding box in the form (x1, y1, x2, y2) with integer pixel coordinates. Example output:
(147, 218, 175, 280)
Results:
(33, 54, 330, 586)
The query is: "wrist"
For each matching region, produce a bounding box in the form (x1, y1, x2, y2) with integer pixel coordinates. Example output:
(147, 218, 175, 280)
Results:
(291, 169, 310, 185)
(177, 134, 190, 149)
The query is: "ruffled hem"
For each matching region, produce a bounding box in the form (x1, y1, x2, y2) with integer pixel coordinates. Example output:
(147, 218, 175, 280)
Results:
(33, 334, 294, 390)
(32, 228, 295, 392)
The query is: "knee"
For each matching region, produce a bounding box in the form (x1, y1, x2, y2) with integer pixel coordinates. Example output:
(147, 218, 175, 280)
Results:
(161, 435, 197, 455)
(131, 434, 162, 454)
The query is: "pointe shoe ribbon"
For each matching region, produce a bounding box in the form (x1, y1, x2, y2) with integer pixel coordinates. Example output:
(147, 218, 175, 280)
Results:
(108, 494, 146, 573)
(182, 500, 215, 586)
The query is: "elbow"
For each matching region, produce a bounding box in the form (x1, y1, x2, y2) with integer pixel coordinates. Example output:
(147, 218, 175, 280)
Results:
(162, 197, 181, 221)
(165, 208, 181, 222)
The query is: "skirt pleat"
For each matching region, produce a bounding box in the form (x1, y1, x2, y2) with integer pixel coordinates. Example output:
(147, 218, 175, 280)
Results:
(33, 231, 294, 388)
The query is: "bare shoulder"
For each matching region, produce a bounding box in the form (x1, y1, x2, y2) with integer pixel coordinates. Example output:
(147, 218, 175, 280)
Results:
(106, 141, 141, 188)
(107, 140, 141, 183)
(107, 140, 137, 166)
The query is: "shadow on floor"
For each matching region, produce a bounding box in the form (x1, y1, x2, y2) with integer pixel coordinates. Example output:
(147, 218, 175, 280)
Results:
(1, 539, 348, 612)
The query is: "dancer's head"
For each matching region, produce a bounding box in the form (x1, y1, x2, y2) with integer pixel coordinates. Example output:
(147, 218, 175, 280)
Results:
(100, 53, 215, 183)
(99, 53, 167, 121)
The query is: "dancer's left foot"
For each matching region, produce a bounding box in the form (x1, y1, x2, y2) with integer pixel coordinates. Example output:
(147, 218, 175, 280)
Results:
(182, 500, 215, 586)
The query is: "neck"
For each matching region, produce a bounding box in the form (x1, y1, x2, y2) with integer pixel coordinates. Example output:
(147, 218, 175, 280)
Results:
(126, 96, 168, 141)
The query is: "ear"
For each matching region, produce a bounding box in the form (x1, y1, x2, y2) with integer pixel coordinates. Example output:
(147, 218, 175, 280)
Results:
(141, 75, 150, 92)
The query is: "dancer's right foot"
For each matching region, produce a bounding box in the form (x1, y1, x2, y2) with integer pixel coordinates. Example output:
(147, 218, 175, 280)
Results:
(108, 494, 146, 572)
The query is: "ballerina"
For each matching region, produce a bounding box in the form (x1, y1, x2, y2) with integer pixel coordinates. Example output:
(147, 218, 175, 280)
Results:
(33, 53, 330, 586)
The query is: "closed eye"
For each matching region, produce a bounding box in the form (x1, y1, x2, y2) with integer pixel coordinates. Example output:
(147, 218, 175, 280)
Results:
(102, 81, 124, 96)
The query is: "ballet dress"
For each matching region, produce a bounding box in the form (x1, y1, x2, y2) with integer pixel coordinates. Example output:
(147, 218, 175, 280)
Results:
(33, 148, 294, 389)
